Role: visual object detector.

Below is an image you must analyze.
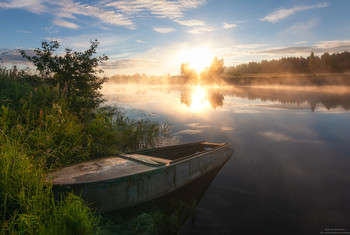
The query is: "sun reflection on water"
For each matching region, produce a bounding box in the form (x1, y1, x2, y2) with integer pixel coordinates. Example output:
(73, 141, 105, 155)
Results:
(187, 86, 211, 111)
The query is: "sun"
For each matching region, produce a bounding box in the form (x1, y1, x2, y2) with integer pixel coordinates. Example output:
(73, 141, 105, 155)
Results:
(178, 46, 214, 72)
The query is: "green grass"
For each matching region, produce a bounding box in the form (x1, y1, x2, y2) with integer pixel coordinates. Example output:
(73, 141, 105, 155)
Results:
(86, 106, 170, 158)
(0, 133, 97, 234)
(0, 66, 173, 234)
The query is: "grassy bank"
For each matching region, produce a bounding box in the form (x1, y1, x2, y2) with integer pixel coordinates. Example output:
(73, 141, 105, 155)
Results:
(0, 53, 173, 232)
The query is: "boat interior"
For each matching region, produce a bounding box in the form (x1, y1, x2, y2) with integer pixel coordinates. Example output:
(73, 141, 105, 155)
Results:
(122, 142, 225, 166)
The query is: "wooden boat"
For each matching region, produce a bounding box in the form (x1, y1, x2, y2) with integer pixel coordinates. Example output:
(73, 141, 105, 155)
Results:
(48, 141, 234, 212)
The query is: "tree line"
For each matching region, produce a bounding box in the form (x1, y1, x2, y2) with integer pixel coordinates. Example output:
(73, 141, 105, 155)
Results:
(226, 51, 350, 75)
(102, 51, 350, 86)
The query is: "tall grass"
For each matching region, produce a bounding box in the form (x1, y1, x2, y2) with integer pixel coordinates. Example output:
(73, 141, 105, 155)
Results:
(1, 66, 171, 233)
(0, 68, 168, 168)
(86, 106, 170, 157)
(0, 133, 97, 234)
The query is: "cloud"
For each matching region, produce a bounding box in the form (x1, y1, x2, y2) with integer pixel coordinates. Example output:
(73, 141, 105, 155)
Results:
(223, 23, 237, 29)
(258, 46, 314, 54)
(106, 0, 208, 31)
(53, 19, 79, 29)
(0, 0, 135, 29)
(153, 27, 176, 33)
(259, 131, 323, 144)
(0, 0, 48, 14)
(187, 123, 210, 129)
(260, 2, 328, 23)
(221, 127, 234, 131)
(0, 0, 207, 31)
(175, 129, 202, 135)
(107, 0, 206, 20)
(175, 19, 205, 26)
(101, 59, 155, 69)
(136, 39, 147, 44)
(257, 40, 350, 55)
(0, 48, 34, 65)
(315, 40, 350, 49)
(259, 131, 295, 142)
(187, 26, 215, 34)
(51, 0, 135, 28)
(294, 41, 308, 45)
(281, 18, 318, 37)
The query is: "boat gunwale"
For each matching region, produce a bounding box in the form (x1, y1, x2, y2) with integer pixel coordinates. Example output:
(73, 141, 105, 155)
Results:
(48, 142, 231, 186)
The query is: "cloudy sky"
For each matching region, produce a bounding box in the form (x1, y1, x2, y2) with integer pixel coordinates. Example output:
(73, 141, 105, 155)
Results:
(1, 0, 350, 76)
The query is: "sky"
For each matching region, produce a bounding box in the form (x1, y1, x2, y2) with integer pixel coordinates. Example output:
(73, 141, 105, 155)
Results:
(1, 0, 350, 76)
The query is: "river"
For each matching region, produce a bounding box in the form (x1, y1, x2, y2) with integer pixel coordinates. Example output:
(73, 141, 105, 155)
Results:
(103, 84, 350, 234)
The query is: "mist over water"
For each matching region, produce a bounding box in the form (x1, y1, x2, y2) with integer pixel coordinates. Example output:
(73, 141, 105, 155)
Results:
(103, 83, 350, 234)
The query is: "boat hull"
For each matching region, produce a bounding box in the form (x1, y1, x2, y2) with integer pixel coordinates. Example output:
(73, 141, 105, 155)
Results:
(53, 143, 233, 212)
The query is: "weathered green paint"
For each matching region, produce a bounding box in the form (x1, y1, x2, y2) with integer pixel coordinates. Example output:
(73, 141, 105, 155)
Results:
(48, 142, 234, 212)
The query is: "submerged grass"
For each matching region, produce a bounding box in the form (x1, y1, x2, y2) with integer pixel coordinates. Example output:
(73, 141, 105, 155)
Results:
(96, 200, 197, 235)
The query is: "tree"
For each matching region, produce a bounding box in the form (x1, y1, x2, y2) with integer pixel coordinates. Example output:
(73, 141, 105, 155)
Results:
(180, 62, 197, 84)
(200, 57, 225, 84)
(208, 57, 224, 75)
(307, 51, 317, 74)
(21, 40, 108, 118)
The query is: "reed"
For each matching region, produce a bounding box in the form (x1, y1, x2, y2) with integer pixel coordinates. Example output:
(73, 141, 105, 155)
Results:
(0, 133, 97, 234)
(86, 106, 170, 158)
(1, 66, 171, 233)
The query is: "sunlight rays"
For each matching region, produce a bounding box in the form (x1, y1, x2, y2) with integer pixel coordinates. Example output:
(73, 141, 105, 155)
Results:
(177, 46, 214, 73)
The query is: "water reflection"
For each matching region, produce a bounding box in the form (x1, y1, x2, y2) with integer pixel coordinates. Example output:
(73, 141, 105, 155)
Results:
(103, 83, 350, 234)
(179, 86, 350, 112)
(180, 86, 224, 111)
(228, 86, 350, 111)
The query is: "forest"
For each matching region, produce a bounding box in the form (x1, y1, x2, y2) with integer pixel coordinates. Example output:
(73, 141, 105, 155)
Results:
(226, 51, 350, 75)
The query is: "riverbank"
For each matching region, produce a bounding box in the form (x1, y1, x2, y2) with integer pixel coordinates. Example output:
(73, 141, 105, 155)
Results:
(0, 64, 169, 233)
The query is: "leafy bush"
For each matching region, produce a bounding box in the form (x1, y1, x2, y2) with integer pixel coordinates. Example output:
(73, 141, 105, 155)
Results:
(21, 40, 108, 120)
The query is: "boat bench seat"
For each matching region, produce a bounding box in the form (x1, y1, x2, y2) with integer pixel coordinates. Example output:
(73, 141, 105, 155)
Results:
(120, 154, 173, 166)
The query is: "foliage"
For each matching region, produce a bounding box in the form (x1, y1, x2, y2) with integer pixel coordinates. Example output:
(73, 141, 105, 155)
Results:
(200, 57, 225, 84)
(86, 106, 169, 158)
(0, 72, 91, 169)
(179, 57, 226, 85)
(0, 41, 175, 234)
(180, 62, 198, 84)
(0, 133, 97, 234)
(21, 40, 109, 119)
(226, 51, 350, 75)
(0, 67, 168, 168)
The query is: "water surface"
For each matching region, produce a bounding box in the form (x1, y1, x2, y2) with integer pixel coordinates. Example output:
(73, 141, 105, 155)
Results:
(103, 84, 350, 234)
